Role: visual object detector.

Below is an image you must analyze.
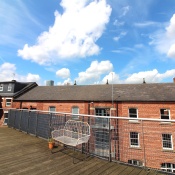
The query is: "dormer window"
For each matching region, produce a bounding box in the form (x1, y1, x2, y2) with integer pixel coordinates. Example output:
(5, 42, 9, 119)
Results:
(0, 84, 3, 91)
(8, 84, 12, 91)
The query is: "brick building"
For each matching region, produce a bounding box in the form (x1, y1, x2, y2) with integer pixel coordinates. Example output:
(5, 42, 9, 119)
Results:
(0, 80, 37, 125)
(11, 80, 175, 172)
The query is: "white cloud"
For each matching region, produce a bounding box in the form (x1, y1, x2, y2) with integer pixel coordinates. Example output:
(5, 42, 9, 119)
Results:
(102, 72, 120, 84)
(113, 31, 127, 42)
(166, 14, 175, 38)
(0, 62, 41, 83)
(101, 69, 175, 84)
(120, 6, 130, 17)
(18, 73, 40, 83)
(113, 19, 125, 26)
(0, 62, 16, 81)
(76, 60, 113, 84)
(134, 21, 159, 27)
(18, 0, 112, 65)
(56, 68, 70, 79)
(113, 36, 120, 42)
(57, 78, 73, 85)
(150, 14, 175, 59)
(124, 69, 175, 84)
(168, 44, 175, 58)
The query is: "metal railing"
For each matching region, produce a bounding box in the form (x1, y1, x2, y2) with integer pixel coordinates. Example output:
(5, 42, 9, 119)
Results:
(4, 108, 175, 174)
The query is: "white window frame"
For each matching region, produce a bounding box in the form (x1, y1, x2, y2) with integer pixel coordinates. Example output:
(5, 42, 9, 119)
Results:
(128, 159, 142, 166)
(160, 109, 170, 120)
(72, 106, 79, 120)
(8, 84, 12, 91)
(6, 98, 12, 106)
(129, 108, 138, 118)
(162, 134, 173, 150)
(130, 132, 140, 147)
(0, 84, 3, 91)
(49, 106, 56, 112)
(3, 111, 8, 125)
(95, 108, 110, 127)
(129, 108, 139, 122)
(161, 163, 175, 173)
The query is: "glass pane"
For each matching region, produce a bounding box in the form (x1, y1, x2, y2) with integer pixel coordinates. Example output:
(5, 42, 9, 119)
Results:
(129, 108, 137, 118)
(161, 109, 169, 119)
(49, 107, 56, 112)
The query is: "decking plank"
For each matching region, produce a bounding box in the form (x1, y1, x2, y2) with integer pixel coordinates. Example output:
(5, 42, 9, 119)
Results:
(0, 127, 166, 175)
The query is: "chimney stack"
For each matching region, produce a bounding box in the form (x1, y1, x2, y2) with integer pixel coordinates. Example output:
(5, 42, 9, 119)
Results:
(143, 78, 146, 84)
(173, 78, 175, 83)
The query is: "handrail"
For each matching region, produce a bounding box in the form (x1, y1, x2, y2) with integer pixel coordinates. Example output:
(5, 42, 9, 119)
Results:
(2, 108, 175, 122)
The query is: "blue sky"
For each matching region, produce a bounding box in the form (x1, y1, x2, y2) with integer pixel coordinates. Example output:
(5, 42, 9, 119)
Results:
(1, 0, 175, 85)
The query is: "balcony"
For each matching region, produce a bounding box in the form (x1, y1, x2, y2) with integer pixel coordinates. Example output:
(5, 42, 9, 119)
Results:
(4, 108, 175, 174)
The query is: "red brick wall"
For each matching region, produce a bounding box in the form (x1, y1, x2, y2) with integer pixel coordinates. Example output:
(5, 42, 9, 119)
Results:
(11, 100, 175, 169)
(120, 101, 175, 119)
(117, 102, 175, 169)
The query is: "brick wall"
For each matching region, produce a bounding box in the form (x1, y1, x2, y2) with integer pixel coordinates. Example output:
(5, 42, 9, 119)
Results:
(11, 100, 175, 170)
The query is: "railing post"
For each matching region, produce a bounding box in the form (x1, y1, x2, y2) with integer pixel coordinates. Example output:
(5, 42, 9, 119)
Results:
(109, 117, 112, 162)
(35, 111, 39, 137)
(64, 114, 67, 124)
(27, 111, 30, 134)
(87, 116, 90, 153)
(14, 110, 17, 128)
(49, 113, 52, 139)
(141, 120, 146, 167)
(7, 109, 11, 126)
(19, 110, 22, 131)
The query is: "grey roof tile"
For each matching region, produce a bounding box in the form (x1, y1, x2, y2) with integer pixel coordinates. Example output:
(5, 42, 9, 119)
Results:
(14, 83, 175, 102)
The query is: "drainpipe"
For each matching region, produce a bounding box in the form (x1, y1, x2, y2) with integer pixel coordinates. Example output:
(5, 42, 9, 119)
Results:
(20, 102, 22, 109)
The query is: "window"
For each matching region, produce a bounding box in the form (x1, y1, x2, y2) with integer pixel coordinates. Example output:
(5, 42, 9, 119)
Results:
(72, 106, 79, 120)
(95, 108, 110, 116)
(6, 98, 12, 106)
(95, 108, 109, 127)
(49, 106, 56, 112)
(128, 160, 142, 166)
(8, 84, 12, 91)
(3, 112, 8, 125)
(0, 84, 3, 91)
(160, 109, 170, 120)
(129, 108, 138, 118)
(162, 134, 173, 150)
(130, 132, 139, 147)
(95, 130, 109, 149)
(161, 163, 175, 173)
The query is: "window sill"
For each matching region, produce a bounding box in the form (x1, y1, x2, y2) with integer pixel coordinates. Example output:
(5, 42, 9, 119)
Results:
(129, 146, 141, 150)
(129, 120, 140, 124)
(162, 149, 174, 152)
(159, 122, 172, 125)
(91, 125, 114, 130)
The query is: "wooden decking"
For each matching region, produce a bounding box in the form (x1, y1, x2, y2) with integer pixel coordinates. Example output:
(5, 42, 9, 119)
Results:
(0, 127, 165, 175)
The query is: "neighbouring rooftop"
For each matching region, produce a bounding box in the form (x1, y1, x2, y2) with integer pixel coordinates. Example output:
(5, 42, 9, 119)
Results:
(14, 83, 175, 102)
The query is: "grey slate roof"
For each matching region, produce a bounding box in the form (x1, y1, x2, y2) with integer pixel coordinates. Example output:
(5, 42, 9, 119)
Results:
(0, 82, 37, 97)
(14, 83, 175, 102)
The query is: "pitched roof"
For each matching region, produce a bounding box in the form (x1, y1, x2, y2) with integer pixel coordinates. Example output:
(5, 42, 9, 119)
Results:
(14, 83, 175, 102)
(0, 81, 37, 97)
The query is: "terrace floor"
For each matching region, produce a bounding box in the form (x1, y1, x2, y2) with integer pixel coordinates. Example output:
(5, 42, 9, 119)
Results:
(0, 127, 166, 175)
